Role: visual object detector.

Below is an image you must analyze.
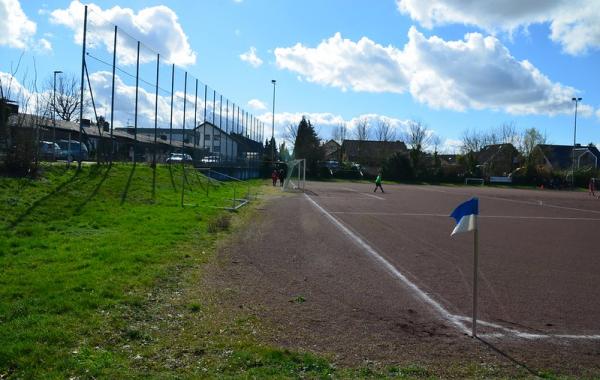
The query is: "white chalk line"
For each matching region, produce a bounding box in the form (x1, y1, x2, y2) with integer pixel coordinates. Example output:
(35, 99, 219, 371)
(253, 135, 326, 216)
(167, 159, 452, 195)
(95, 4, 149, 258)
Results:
(363, 193, 385, 200)
(339, 187, 384, 200)
(329, 211, 600, 222)
(306, 194, 600, 341)
(414, 186, 600, 216)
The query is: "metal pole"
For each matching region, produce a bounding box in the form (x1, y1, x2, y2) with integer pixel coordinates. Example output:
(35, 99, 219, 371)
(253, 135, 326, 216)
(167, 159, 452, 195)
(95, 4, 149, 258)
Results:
(271, 79, 276, 163)
(225, 99, 229, 161)
(78, 5, 88, 168)
(203, 84, 207, 149)
(212, 90, 216, 155)
(194, 79, 198, 151)
(181, 71, 187, 207)
(571, 97, 582, 188)
(134, 41, 140, 165)
(109, 25, 117, 163)
(52, 70, 62, 161)
(169, 63, 175, 145)
(219, 94, 222, 162)
(153, 54, 159, 166)
(472, 221, 479, 337)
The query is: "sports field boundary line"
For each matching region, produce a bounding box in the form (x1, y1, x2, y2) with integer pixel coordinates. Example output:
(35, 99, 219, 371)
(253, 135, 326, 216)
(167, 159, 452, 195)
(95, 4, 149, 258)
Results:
(329, 211, 600, 221)
(305, 193, 471, 335)
(305, 193, 600, 341)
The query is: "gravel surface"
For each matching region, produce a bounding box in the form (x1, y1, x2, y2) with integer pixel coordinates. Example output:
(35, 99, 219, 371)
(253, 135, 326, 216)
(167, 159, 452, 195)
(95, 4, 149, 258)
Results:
(205, 183, 600, 378)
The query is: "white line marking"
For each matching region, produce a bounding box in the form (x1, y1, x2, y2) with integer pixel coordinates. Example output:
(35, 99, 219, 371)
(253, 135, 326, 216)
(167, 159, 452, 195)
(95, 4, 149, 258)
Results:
(305, 194, 470, 335)
(363, 193, 385, 200)
(329, 211, 600, 221)
(306, 193, 600, 340)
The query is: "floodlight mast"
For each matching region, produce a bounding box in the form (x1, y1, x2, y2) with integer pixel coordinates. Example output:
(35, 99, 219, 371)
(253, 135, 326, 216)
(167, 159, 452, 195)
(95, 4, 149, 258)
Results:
(271, 79, 276, 164)
(571, 97, 582, 188)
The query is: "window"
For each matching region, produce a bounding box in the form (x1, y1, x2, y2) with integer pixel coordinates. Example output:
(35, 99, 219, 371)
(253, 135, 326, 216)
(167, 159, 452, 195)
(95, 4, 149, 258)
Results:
(213, 134, 221, 141)
(205, 134, 211, 141)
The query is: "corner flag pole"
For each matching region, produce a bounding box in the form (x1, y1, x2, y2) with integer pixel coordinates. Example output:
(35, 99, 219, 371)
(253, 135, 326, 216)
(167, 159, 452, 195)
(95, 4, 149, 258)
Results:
(449, 197, 480, 338)
(472, 218, 479, 337)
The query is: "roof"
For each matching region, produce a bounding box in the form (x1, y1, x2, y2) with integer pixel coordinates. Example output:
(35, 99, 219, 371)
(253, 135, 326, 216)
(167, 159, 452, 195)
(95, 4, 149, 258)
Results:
(535, 144, 600, 169)
(342, 139, 407, 156)
(476, 144, 519, 164)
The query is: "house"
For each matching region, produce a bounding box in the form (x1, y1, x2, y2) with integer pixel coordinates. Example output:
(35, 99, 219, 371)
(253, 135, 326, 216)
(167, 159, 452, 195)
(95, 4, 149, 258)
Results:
(476, 143, 520, 176)
(341, 140, 408, 166)
(531, 144, 600, 171)
(322, 139, 341, 161)
(341, 139, 408, 176)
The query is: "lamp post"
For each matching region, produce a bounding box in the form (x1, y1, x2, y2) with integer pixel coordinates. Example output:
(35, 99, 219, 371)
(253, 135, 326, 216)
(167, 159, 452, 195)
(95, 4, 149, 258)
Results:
(53, 70, 63, 161)
(571, 97, 582, 188)
(271, 79, 276, 164)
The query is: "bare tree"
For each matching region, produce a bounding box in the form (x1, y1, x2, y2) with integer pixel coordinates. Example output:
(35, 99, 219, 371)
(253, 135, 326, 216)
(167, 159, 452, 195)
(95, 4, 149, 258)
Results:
(285, 123, 298, 144)
(430, 134, 441, 153)
(402, 120, 430, 150)
(375, 120, 395, 142)
(331, 122, 347, 144)
(354, 118, 370, 141)
(461, 128, 487, 153)
(43, 73, 86, 122)
(499, 121, 520, 146)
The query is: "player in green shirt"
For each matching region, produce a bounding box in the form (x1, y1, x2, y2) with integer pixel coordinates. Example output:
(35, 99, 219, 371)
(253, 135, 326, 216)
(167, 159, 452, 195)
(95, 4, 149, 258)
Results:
(374, 173, 384, 193)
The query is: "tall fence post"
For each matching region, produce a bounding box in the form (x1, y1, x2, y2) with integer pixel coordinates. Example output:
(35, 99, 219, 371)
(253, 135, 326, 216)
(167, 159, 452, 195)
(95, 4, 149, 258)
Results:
(109, 25, 117, 164)
(181, 71, 187, 208)
(133, 41, 140, 165)
(77, 5, 88, 169)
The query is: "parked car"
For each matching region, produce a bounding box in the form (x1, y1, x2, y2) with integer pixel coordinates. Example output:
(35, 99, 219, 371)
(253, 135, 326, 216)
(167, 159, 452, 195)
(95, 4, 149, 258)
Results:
(56, 139, 89, 161)
(38, 141, 61, 160)
(166, 153, 193, 163)
(201, 155, 219, 163)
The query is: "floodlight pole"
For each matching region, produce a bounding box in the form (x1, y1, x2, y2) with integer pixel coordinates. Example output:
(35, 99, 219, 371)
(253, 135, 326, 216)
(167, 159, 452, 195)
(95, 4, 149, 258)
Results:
(271, 79, 276, 164)
(52, 70, 62, 161)
(77, 5, 88, 169)
(571, 97, 582, 188)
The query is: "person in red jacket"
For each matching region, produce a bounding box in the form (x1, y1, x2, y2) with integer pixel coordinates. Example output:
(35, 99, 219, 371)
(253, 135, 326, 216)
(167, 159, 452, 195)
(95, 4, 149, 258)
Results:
(271, 169, 278, 186)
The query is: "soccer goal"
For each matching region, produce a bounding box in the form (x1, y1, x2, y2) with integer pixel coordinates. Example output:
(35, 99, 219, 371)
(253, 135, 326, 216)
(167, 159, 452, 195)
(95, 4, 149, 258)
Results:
(283, 159, 306, 192)
(465, 177, 484, 186)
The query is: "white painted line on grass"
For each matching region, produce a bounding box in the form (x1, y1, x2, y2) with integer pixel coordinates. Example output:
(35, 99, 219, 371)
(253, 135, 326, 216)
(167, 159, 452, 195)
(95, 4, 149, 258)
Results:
(307, 193, 600, 341)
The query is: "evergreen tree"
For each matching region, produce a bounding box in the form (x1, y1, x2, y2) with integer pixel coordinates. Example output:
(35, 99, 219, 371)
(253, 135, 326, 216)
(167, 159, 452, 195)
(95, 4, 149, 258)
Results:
(292, 116, 323, 175)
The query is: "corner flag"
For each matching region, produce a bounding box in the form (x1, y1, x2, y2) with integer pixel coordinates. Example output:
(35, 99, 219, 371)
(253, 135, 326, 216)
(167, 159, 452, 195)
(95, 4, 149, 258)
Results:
(450, 197, 480, 337)
(450, 198, 479, 236)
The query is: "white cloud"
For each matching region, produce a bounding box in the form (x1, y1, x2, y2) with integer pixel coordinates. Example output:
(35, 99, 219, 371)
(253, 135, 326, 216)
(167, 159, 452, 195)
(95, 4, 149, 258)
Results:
(248, 99, 267, 111)
(439, 138, 462, 154)
(35, 38, 52, 53)
(49, 1, 197, 66)
(239, 47, 263, 68)
(396, 0, 600, 55)
(275, 27, 585, 116)
(596, 108, 600, 121)
(0, 0, 37, 49)
(275, 33, 407, 93)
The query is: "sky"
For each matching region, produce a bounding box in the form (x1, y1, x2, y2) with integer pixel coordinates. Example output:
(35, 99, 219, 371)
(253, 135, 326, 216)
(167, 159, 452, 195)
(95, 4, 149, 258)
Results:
(1, 0, 599, 153)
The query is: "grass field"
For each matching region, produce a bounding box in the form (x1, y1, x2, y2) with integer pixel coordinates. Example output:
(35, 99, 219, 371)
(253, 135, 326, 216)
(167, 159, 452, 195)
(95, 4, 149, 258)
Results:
(0, 164, 430, 379)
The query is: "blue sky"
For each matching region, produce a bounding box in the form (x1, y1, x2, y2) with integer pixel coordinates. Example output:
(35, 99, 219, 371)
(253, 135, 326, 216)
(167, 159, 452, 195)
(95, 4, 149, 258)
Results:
(1, 0, 599, 152)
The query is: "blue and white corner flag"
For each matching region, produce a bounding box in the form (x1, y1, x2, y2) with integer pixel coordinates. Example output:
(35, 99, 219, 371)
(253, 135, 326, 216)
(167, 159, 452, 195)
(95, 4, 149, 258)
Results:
(450, 198, 479, 236)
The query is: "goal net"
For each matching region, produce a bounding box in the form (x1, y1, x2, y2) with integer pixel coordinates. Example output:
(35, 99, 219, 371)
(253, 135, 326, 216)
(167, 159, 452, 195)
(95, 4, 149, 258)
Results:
(465, 177, 484, 186)
(283, 159, 306, 192)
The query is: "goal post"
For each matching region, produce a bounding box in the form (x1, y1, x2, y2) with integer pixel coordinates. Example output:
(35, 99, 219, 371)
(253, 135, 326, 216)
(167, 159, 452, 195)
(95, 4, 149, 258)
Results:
(465, 177, 484, 186)
(283, 159, 306, 192)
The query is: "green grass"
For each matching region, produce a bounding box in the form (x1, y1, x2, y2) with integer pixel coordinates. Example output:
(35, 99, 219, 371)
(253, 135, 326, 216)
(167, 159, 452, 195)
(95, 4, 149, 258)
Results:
(0, 164, 534, 378)
(0, 163, 260, 378)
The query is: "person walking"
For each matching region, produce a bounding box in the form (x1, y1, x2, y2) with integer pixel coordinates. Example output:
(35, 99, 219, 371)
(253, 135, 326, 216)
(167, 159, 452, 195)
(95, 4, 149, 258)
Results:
(374, 172, 384, 193)
(271, 169, 278, 186)
(279, 168, 285, 187)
